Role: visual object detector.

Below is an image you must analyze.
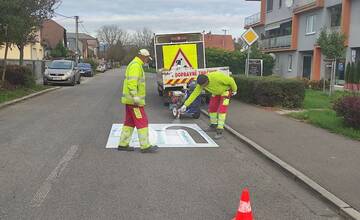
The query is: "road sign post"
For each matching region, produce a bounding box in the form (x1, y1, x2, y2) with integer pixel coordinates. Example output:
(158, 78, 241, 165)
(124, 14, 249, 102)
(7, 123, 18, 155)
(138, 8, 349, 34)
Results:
(241, 28, 259, 77)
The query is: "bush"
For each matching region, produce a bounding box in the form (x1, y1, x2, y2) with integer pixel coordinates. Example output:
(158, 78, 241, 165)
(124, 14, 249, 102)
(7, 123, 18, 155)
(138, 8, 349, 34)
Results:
(0, 65, 35, 87)
(50, 42, 68, 58)
(206, 46, 275, 75)
(302, 78, 330, 90)
(82, 58, 99, 71)
(234, 75, 305, 108)
(356, 62, 360, 84)
(333, 96, 360, 128)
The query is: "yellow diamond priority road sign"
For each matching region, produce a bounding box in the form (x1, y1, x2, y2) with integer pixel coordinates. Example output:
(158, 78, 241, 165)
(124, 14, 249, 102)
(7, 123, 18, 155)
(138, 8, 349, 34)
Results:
(241, 28, 259, 46)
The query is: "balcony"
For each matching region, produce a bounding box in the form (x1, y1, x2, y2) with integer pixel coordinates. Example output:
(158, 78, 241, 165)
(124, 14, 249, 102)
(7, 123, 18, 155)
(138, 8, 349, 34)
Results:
(294, 0, 324, 14)
(244, 12, 261, 27)
(259, 35, 291, 50)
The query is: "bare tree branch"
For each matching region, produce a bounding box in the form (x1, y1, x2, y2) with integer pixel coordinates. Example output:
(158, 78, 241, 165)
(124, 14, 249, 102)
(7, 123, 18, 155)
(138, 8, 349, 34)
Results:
(133, 28, 153, 50)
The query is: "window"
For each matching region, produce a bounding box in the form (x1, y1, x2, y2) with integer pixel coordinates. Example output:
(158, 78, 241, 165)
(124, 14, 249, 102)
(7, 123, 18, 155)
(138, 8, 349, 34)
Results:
(288, 55, 293, 71)
(279, 0, 282, 8)
(306, 15, 315, 34)
(352, 48, 360, 63)
(329, 5, 342, 27)
(267, 0, 273, 12)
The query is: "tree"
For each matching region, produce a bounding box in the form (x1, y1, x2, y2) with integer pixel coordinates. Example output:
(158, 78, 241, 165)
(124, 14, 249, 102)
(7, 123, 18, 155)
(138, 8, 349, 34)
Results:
(13, 0, 60, 65)
(133, 28, 153, 50)
(356, 61, 360, 85)
(0, 0, 22, 85)
(0, 24, 10, 85)
(97, 25, 130, 62)
(316, 29, 346, 60)
(97, 25, 130, 47)
(345, 62, 351, 84)
(50, 42, 68, 58)
(351, 62, 357, 84)
(234, 37, 245, 51)
(107, 42, 127, 62)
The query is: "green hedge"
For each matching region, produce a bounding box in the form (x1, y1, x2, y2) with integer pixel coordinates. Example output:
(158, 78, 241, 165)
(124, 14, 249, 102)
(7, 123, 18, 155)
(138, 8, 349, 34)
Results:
(233, 75, 305, 108)
(82, 58, 99, 71)
(0, 65, 35, 87)
(206, 46, 275, 75)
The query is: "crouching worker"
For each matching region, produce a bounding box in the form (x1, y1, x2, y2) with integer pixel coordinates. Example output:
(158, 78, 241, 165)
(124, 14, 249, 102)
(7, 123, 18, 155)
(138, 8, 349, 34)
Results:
(118, 49, 159, 153)
(180, 71, 238, 139)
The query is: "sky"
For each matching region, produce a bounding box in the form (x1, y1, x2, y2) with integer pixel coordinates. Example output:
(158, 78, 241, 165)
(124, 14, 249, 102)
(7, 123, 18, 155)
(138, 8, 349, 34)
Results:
(53, 0, 260, 39)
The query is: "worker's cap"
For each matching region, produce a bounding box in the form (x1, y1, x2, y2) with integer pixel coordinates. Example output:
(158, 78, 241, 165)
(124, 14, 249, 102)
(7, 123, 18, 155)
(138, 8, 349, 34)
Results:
(197, 74, 209, 85)
(139, 49, 152, 60)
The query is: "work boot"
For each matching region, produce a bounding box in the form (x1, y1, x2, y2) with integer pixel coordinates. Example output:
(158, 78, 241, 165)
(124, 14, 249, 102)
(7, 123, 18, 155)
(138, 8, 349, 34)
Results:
(204, 124, 217, 132)
(118, 145, 135, 151)
(141, 145, 159, 153)
(214, 129, 223, 140)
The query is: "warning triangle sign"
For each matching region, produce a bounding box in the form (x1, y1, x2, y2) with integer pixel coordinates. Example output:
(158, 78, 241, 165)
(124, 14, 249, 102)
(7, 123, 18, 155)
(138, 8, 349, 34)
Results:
(170, 49, 193, 69)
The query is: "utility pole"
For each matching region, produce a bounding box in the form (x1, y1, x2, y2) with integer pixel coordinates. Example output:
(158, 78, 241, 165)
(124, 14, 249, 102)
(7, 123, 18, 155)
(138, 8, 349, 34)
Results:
(221, 28, 229, 48)
(75, 16, 79, 63)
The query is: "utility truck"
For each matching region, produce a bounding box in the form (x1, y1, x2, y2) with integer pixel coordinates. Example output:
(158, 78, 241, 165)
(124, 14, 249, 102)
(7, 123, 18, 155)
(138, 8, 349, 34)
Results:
(154, 32, 231, 105)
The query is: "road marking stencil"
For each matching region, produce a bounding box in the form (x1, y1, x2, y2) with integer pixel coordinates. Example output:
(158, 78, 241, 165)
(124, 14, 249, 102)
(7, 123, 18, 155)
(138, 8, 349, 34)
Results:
(105, 124, 218, 148)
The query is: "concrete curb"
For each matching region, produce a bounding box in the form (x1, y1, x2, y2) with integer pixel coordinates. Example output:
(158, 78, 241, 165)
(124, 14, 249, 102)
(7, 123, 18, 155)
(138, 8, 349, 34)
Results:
(0, 87, 61, 110)
(201, 109, 360, 220)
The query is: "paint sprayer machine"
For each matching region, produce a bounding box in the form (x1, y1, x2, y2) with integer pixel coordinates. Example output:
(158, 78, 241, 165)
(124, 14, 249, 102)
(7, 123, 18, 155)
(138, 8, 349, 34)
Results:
(169, 80, 202, 119)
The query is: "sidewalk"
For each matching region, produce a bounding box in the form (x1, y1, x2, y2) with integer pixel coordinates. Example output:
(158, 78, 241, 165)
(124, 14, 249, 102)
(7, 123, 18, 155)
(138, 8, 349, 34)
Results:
(224, 100, 360, 212)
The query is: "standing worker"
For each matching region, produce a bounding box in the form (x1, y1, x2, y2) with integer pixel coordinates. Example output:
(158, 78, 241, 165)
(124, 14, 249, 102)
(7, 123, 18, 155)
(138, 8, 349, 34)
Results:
(118, 49, 159, 153)
(180, 71, 238, 139)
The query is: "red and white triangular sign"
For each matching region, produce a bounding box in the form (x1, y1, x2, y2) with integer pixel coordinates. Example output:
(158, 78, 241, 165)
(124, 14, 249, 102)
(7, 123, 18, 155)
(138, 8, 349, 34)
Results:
(170, 48, 193, 68)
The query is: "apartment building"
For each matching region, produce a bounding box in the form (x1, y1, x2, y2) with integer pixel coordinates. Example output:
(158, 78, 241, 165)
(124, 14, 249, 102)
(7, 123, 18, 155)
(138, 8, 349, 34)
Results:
(244, 0, 360, 82)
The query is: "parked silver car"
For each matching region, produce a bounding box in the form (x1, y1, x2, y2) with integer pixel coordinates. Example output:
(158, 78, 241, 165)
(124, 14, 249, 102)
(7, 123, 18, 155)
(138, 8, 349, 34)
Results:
(96, 64, 107, 73)
(43, 60, 81, 86)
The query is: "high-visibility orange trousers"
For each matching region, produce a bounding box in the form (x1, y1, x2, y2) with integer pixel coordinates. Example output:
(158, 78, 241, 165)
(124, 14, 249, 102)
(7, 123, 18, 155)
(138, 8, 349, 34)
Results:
(208, 91, 231, 129)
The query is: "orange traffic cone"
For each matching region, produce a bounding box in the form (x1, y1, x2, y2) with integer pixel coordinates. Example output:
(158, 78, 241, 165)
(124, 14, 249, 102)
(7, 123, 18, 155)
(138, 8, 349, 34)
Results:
(232, 188, 254, 220)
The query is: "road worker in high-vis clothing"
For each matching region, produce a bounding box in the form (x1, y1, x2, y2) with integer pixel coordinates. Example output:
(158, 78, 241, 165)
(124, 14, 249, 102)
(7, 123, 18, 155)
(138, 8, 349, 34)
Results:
(118, 49, 159, 153)
(180, 72, 238, 139)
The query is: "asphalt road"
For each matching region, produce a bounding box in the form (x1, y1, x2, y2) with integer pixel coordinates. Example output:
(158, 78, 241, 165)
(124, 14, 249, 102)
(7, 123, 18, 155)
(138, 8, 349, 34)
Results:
(0, 68, 343, 220)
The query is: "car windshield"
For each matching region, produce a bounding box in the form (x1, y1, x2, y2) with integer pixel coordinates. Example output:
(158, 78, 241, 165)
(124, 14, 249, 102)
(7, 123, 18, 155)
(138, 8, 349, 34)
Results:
(78, 63, 91, 68)
(49, 61, 72, 69)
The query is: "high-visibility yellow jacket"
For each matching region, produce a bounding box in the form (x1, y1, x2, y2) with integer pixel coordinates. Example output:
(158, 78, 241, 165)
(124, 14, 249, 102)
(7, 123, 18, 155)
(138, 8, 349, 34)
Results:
(184, 71, 238, 107)
(121, 57, 146, 106)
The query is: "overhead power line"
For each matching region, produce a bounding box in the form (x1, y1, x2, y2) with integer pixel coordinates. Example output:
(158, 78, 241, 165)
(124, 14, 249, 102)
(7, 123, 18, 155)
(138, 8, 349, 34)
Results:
(80, 22, 91, 35)
(54, 12, 74, 19)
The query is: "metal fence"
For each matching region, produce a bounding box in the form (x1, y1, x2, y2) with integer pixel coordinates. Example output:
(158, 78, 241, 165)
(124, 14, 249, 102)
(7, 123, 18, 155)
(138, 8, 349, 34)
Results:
(259, 35, 292, 50)
(244, 12, 261, 27)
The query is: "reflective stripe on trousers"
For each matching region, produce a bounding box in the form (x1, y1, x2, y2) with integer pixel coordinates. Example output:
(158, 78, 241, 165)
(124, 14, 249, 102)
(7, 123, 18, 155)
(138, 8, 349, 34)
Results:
(118, 127, 151, 149)
(208, 91, 231, 130)
(119, 126, 134, 147)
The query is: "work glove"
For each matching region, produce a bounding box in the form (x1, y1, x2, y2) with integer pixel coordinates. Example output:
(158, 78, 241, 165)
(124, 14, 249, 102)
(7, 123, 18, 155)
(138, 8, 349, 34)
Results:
(133, 96, 141, 105)
(231, 91, 237, 96)
(179, 105, 187, 113)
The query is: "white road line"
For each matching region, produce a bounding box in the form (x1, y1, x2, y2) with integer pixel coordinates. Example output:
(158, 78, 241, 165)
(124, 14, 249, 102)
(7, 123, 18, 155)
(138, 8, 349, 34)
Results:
(30, 145, 78, 207)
